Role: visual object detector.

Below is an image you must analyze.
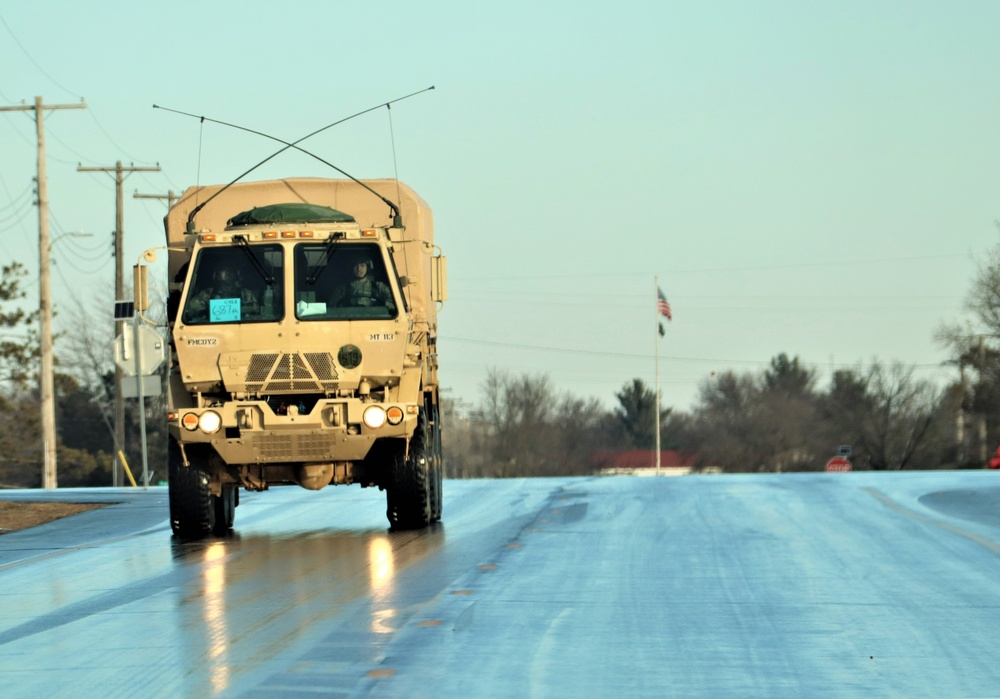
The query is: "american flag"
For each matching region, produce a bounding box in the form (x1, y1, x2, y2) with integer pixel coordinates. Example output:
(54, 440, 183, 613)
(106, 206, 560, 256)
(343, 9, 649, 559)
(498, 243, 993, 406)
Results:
(657, 286, 672, 321)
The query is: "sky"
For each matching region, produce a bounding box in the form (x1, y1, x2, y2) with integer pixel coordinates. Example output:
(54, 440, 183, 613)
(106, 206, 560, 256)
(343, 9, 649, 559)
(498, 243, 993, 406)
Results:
(1, 1, 999, 413)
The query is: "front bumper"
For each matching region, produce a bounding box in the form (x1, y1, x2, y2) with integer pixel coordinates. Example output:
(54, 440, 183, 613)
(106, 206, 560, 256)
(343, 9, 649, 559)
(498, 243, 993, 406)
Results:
(168, 398, 417, 464)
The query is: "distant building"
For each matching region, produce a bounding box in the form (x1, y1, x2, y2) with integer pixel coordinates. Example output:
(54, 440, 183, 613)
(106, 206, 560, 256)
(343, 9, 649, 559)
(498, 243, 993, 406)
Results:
(591, 450, 707, 476)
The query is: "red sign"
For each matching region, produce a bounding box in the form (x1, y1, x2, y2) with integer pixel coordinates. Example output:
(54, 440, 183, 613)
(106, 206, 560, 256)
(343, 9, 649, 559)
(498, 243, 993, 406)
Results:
(825, 456, 852, 472)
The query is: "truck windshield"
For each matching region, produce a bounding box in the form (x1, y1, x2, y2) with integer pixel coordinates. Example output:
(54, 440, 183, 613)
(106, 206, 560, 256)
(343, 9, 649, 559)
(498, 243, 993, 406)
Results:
(181, 245, 284, 325)
(294, 242, 397, 321)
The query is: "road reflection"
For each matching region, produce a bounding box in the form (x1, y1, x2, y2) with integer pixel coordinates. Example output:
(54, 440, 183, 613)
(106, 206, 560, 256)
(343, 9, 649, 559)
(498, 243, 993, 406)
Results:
(170, 525, 445, 695)
(368, 536, 397, 634)
(201, 542, 232, 695)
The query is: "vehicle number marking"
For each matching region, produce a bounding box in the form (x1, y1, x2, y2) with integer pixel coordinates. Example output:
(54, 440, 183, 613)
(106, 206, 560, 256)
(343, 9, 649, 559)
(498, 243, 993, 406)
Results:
(369, 333, 395, 341)
(187, 338, 218, 346)
(209, 297, 241, 322)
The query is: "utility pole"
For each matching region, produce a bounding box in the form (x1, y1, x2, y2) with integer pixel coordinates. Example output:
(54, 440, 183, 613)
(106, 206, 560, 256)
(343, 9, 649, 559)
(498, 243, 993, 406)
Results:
(77, 161, 161, 486)
(0, 96, 86, 489)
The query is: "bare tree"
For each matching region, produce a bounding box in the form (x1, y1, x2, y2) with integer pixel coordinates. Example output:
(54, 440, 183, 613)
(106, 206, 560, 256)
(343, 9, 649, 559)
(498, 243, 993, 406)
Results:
(549, 393, 608, 475)
(688, 370, 767, 472)
(962, 241, 1000, 335)
(461, 369, 611, 478)
(440, 395, 481, 478)
(936, 236, 1000, 463)
(59, 281, 169, 483)
(476, 369, 557, 477)
(858, 362, 945, 470)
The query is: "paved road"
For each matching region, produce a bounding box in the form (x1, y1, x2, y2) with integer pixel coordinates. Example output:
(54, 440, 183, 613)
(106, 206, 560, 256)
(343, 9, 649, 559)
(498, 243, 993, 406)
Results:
(1, 472, 999, 698)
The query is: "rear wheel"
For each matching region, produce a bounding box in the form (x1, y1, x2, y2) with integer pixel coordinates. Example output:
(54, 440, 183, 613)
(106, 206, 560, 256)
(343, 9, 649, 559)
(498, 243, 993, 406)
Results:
(429, 403, 443, 523)
(213, 484, 238, 536)
(386, 407, 432, 530)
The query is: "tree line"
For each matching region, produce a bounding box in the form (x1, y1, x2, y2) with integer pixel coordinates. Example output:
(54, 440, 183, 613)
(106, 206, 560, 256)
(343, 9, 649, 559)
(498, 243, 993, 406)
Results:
(442, 354, 957, 477)
(0, 263, 164, 488)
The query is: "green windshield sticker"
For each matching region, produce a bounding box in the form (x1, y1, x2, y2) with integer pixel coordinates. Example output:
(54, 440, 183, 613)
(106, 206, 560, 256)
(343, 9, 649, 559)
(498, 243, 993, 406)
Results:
(210, 297, 241, 322)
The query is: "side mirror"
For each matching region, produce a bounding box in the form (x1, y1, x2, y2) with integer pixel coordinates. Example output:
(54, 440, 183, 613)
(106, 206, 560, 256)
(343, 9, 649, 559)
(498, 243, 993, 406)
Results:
(431, 256, 447, 303)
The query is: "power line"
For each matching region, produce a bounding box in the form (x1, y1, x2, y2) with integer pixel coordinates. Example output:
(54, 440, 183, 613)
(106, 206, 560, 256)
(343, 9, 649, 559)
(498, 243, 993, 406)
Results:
(0, 13, 82, 99)
(450, 253, 970, 282)
(441, 335, 949, 372)
(0, 182, 33, 211)
(0, 198, 34, 227)
(443, 335, 764, 364)
(86, 108, 143, 163)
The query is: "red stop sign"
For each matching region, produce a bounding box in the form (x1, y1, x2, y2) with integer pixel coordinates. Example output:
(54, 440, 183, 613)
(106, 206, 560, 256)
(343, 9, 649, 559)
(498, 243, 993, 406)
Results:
(825, 456, 852, 472)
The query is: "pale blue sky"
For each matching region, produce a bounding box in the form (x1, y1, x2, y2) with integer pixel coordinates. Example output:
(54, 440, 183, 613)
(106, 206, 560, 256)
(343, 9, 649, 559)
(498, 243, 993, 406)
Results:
(1, 2, 998, 411)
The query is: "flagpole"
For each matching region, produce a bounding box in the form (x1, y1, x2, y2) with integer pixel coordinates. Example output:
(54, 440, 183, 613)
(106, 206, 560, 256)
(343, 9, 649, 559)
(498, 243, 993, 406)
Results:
(654, 275, 661, 475)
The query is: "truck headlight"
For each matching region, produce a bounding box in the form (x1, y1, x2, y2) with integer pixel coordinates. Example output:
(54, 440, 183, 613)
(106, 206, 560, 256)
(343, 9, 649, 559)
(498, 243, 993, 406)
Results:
(199, 411, 222, 434)
(363, 406, 387, 429)
(181, 413, 200, 431)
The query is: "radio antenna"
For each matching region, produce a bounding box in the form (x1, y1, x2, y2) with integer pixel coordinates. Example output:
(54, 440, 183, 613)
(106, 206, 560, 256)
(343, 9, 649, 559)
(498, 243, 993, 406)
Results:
(154, 85, 435, 231)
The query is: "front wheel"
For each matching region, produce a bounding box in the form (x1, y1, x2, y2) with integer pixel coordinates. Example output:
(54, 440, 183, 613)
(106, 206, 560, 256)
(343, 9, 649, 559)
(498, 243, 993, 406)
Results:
(168, 439, 216, 539)
(386, 407, 433, 530)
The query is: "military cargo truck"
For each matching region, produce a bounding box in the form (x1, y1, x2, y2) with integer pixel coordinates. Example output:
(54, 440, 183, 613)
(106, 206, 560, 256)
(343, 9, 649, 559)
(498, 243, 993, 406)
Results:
(162, 178, 446, 538)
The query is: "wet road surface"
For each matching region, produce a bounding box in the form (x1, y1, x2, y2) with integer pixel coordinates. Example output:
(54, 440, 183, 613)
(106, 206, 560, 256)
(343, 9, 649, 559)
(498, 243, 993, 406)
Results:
(1, 472, 1000, 697)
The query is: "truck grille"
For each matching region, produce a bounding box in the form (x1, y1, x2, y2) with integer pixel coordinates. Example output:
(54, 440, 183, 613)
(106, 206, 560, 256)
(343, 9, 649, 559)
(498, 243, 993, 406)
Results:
(243, 352, 340, 395)
(256, 433, 338, 460)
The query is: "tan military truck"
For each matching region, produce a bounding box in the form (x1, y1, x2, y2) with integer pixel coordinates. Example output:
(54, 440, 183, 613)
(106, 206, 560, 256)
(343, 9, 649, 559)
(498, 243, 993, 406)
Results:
(162, 178, 446, 538)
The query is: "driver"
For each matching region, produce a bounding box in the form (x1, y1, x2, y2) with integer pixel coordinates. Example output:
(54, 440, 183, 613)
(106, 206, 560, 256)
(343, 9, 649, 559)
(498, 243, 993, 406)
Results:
(186, 263, 260, 318)
(330, 255, 395, 310)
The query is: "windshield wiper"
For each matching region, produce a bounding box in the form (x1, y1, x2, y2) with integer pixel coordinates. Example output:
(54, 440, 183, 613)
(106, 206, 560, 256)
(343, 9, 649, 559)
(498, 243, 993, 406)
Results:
(305, 232, 345, 285)
(233, 235, 275, 285)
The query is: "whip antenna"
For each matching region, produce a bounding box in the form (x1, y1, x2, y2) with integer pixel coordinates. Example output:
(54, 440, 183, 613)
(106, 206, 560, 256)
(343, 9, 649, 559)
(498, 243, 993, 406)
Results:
(154, 85, 435, 231)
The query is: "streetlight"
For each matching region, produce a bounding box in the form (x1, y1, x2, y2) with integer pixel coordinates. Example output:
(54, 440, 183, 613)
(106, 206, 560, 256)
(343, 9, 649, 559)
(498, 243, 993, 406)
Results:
(49, 231, 94, 250)
(39, 230, 94, 488)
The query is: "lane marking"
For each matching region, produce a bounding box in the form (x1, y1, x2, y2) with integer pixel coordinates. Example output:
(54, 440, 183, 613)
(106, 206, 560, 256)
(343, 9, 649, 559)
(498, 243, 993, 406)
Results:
(865, 487, 1000, 556)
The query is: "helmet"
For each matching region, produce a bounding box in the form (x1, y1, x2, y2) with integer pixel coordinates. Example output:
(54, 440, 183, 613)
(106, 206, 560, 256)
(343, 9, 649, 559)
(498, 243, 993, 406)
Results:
(213, 264, 241, 287)
(348, 255, 373, 276)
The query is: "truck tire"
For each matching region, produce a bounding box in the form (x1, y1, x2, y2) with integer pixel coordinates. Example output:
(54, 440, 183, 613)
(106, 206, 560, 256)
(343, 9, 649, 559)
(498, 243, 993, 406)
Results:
(213, 484, 237, 536)
(168, 439, 216, 540)
(429, 403, 443, 523)
(386, 408, 433, 530)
